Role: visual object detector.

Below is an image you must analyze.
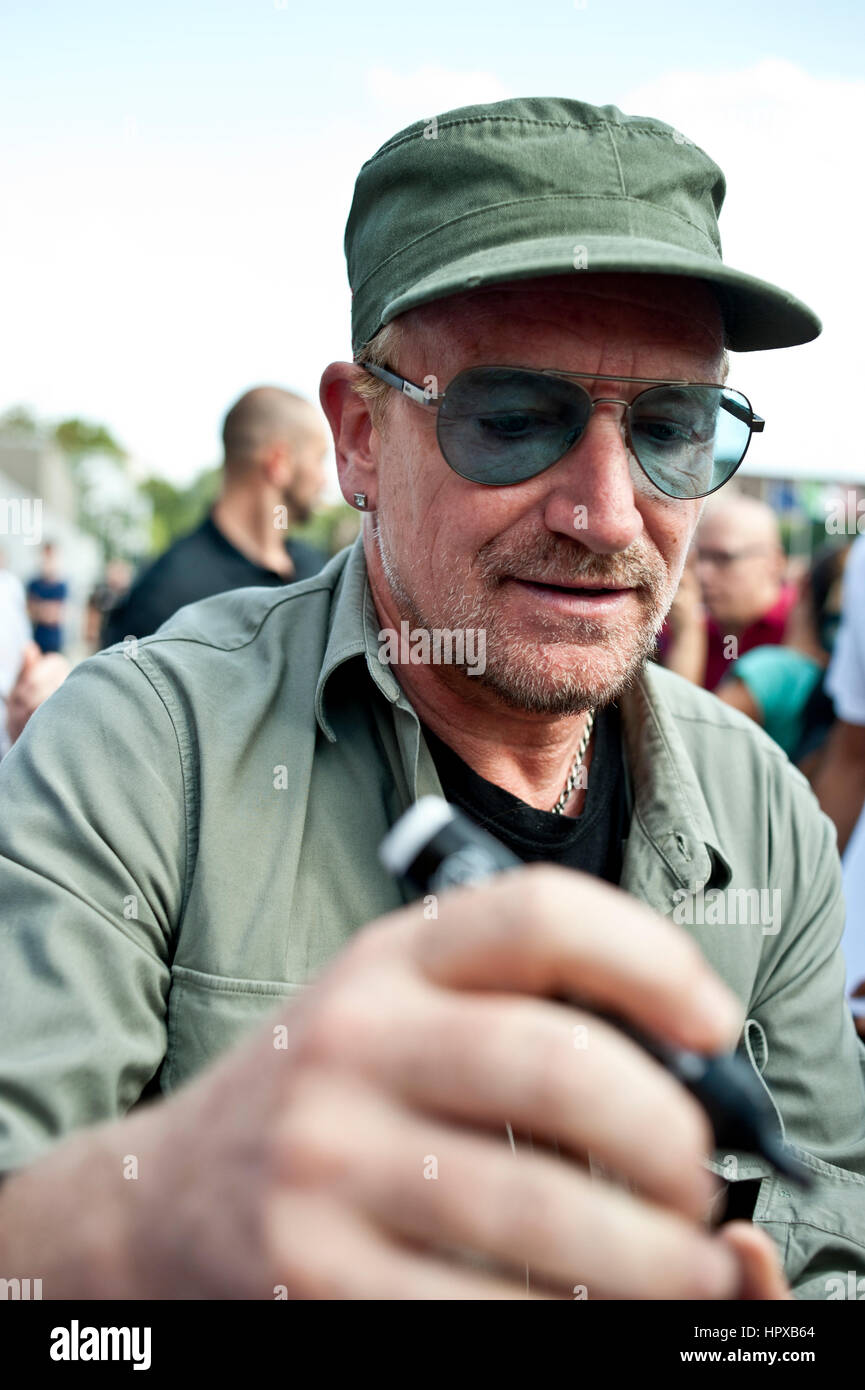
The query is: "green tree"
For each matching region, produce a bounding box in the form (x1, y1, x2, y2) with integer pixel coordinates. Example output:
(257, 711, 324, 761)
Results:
(139, 466, 221, 555)
(0, 405, 39, 434)
(54, 418, 126, 460)
(52, 416, 150, 560)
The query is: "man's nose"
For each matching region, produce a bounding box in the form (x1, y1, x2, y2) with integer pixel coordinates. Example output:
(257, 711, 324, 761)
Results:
(542, 405, 644, 554)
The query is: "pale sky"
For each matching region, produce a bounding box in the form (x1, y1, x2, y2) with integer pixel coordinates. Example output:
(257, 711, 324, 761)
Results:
(1, 0, 863, 489)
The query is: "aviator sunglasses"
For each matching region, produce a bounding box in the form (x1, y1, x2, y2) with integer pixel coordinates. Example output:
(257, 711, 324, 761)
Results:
(360, 362, 764, 501)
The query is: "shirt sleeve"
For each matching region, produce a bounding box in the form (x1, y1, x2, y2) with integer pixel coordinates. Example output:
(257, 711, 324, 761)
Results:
(826, 535, 865, 725)
(0, 650, 187, 1174)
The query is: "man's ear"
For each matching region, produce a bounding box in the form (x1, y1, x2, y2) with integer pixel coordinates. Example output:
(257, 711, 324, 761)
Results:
(262, 442, 294, 489)
(320, 363, 378, 510)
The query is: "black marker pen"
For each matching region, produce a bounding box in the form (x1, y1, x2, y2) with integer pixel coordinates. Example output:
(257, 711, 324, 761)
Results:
(379, 795, 813, 1191)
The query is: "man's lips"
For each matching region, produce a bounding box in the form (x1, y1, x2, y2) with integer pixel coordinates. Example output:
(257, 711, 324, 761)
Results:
(504, 575, 637, 614)
(508, 575, 635, 594)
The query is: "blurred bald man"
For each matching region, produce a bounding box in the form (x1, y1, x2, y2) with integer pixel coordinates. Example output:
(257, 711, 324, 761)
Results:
(662, 494, 795, 690)
(103, 387, 328, 646)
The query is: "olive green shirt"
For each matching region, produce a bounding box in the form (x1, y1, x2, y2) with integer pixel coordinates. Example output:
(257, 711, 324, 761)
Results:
(1, 534, 863, 1298)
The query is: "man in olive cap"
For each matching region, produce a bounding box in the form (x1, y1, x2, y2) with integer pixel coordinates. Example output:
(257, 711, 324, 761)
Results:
(0, 98, 861, 1304)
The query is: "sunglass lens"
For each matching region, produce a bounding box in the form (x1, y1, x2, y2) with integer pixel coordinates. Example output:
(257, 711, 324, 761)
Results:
(629, 386, 753, 498)
(437, 368, 589, 484)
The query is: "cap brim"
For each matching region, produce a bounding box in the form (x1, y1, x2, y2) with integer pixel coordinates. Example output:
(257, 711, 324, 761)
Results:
(381, 235, 821, 352)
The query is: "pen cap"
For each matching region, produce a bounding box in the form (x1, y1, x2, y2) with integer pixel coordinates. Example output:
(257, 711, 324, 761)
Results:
(379, 796, 522, 893)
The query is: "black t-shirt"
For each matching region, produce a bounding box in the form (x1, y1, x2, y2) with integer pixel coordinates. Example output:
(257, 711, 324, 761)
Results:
(102, 514, 327, 646)
(421, 703, 630, 885)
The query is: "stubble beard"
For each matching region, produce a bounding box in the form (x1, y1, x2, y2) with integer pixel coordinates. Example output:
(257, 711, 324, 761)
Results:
(372, 519, 675, 715)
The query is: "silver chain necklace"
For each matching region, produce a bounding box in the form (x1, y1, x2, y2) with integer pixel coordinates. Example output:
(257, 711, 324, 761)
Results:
(550, 710, 595, 815)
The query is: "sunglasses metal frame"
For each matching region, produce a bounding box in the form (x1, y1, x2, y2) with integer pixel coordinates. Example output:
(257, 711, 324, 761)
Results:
(358, 360, 765, 499)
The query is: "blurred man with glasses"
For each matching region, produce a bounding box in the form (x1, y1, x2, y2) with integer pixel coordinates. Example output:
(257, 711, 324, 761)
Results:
(0, 97, 862, 1303)
(662, 494, 795, 689)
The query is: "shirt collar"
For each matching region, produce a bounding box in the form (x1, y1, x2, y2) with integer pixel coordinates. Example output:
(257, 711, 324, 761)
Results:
(619, 666, 733, 893)
(315, 534, 732, 893)
(315, 532, 404, 741)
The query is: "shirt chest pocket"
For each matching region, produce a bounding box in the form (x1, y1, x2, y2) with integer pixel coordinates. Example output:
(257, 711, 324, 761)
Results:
(707, 1018, 865, 1299)
(163, 963, 308, 1094)
(752, 1149, 865, 1299)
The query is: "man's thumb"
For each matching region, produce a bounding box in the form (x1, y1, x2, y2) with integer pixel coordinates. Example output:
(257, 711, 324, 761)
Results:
(718, 1220, 793, 1300)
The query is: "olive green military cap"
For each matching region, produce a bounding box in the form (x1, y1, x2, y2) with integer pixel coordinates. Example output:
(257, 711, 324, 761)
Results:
(345, 96, 821, 355)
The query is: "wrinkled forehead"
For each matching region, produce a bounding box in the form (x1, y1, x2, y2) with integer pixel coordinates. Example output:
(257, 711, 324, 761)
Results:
(398, 272, 725, 370)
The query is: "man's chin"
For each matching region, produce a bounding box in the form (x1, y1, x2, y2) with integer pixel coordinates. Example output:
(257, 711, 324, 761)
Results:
(467, 643, 649, 715)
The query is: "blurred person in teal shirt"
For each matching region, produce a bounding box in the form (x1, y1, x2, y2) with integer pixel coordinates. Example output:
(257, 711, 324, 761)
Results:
(716, 543, 848, 766)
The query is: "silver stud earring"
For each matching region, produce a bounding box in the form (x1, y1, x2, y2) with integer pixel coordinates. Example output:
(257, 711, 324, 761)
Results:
(353, 492, 368, 509)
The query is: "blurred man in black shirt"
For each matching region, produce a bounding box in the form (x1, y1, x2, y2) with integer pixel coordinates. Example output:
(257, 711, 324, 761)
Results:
(103, 386, 328, 646)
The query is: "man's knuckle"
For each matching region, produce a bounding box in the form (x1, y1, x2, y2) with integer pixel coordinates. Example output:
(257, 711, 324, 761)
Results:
(493, 1163, 571, 1255)
(499, 864, 564, 938)
(294, 988, 374, 1068)
(276, 1072, 356, 1186)
(644, 1074, 713, 1163)
(516, 1013, 577, 1109)
(269, 1197, 362, 1299)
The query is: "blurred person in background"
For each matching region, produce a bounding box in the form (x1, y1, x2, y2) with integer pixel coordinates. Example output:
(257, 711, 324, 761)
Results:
(715, 543, 848, 768)
(102, 387, 329, 646)
(660, 495, 795, 690)
(813, 534, 865, 1038)
(815, 533, 865, 850)
(26, 540, 69, 654)
(328, 509, 363, 555)
(4, 640, 70, 749)
(2, 547, 71, 755)
(0, 548, 32, 757)
(84, 557, 132, 652)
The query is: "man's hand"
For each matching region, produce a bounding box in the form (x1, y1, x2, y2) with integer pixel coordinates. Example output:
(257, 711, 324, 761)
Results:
(718, 1222, 792, 1300)
(661, 559, 708, 686)
(5, 640, 70, 744)
(93, 863, 790, 1300)
(666, 557, 704, 639)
